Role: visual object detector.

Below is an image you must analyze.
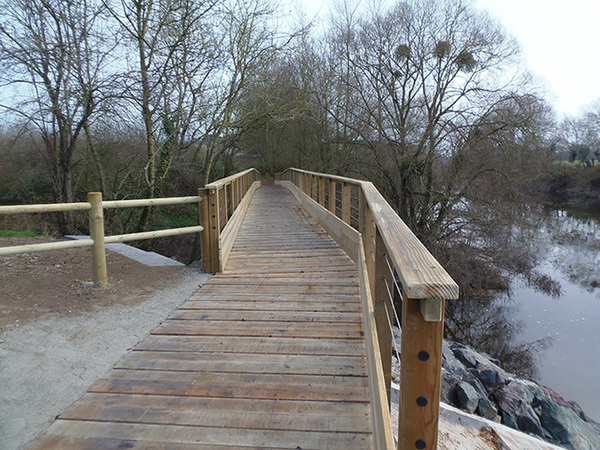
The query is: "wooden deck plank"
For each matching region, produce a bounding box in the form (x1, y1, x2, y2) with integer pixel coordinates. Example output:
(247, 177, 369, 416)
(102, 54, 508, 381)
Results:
(37, 421, 373, 448)
(28, 184, 373, 449)
(59, 393, 373, 433)
(153, 319, 363, 338)
(180, 300, 361, 312)
(167, 309, 361, 322)
(116, 351, 367, 376)
(88, 376, 369, 402)
(195, 284, 359, 294)
(136, 335, 366, 356)
(63, 392, 372, 421)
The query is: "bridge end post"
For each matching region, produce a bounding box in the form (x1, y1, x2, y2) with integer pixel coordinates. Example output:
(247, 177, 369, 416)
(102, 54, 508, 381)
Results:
(199, 187, 218, 274)
(398, 297, 445, 450)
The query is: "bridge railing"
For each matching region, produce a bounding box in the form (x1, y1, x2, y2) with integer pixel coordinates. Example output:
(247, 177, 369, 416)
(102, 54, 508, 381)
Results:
(0, 168, 260, 284)
(199, 168, 261, 273)
(276, 168, 459, 450)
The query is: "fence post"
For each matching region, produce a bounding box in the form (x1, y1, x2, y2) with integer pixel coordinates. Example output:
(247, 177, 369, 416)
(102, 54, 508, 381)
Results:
(88, 192, 107, 288)
(318, 177, 325, 207)
(375, 230, 393, 403)
(399, 298, 445, 450)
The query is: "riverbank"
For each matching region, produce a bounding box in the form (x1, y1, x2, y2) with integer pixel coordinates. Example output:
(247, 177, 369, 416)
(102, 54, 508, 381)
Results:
(544, 164, 600, 210)
(439, 338, 600, 449)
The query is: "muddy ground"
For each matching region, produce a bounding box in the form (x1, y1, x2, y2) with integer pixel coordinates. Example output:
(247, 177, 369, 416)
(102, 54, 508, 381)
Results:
(0, 237, 211, 449)
(0, 236, 189, 334)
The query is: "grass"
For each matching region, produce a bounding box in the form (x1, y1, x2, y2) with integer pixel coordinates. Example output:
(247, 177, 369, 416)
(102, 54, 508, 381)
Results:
(0, 230, 44, 237)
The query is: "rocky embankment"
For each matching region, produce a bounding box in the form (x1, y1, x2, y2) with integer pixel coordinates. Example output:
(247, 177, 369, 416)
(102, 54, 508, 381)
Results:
(441, 341, 600, 449)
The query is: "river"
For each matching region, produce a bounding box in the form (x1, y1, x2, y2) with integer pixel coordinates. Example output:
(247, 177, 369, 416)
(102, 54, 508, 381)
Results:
(444, 204, 600, 422)
(508, 206, 600, 422)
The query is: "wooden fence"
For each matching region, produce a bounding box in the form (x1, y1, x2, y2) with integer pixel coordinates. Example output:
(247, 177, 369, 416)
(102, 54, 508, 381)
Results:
(275, 168, 459, 450)
(0, 168, 260, 285)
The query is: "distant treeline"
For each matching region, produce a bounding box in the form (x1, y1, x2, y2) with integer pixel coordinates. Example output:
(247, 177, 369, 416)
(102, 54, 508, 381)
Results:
(1, 0, 598, 302)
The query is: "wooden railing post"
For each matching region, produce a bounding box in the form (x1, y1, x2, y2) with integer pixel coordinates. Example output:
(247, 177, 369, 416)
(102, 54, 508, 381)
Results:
(207, 187, 220, 274)
(88, 192, 107, 288)
(362, 204, 393, 405)
(224, 185, 230, 222)
(318, 177, 325, 207)
(231, 181, 237, 210)
(399, 298, 445, 450)
(358, 185, 365, 232)
(199, 188, 212, 273)
(342, 182, 351, 225)
(311, 175, 318, 201)
(375, 230, 393, 403)
(328, 179, 336, 215)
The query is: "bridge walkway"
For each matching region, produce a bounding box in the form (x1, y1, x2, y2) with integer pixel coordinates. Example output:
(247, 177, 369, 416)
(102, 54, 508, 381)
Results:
(30, 184, 375, 448)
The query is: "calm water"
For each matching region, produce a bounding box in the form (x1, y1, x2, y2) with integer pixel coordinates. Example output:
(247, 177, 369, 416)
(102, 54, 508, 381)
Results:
(508, 208, 600, 421)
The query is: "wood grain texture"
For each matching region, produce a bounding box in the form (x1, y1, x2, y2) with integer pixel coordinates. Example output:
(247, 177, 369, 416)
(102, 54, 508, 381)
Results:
(28, 184, 375, 449)
(359, 236, 396, 449)
(357, 181, 458, 300)
(398, 296, 445, 450)
(279, 169, 459, 301)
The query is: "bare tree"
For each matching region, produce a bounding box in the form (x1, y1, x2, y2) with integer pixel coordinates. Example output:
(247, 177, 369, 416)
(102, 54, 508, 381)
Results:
(0, 0, 111, 234)
(104, 0, 219, 231)
(201, 0, 289, 184)
(323, 0, 538, 242)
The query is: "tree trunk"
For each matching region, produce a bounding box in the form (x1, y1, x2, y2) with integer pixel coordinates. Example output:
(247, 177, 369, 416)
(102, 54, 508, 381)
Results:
(84, 120, 106, 196)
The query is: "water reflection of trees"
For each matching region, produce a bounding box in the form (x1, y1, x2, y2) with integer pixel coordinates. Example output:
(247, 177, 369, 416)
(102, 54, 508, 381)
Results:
(444, 293, 552, 378)
(440, 205, 600, 379)
(543, 206, 600, 292)
(434, 210, 558, 379)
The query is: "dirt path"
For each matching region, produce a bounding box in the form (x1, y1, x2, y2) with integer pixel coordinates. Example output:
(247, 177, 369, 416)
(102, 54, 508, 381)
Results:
(0, 237, 211, 449)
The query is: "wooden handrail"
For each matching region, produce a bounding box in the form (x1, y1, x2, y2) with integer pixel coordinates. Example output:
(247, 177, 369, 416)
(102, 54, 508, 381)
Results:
(0, 202, 92, 214)
(359, 182, 458, 300)
(205, 168, 260, 189)
(102, 196, 202, 209)
(0, 238, 94, 256)
(275, 167, 459, 450)
(276, 167, 365, 186)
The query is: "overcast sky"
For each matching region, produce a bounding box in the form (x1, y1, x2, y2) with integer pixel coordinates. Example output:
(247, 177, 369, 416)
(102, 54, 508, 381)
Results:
(298, 0, 600, 117)
(475, 0, 600, 117)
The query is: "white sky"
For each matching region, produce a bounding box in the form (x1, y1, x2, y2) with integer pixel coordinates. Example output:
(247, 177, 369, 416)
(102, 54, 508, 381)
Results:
(295, 0, 600, 117)
(475, 0, 600, 117)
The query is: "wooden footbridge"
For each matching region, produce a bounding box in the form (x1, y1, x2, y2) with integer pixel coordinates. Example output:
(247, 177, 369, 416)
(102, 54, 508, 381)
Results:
(1, 168, 458, 449)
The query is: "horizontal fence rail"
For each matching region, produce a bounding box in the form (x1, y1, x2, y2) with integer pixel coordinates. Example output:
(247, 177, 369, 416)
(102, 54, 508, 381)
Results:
(0, 168, 260, 285)
(0, 238, 94, 256)
(275, 167, 459, 450)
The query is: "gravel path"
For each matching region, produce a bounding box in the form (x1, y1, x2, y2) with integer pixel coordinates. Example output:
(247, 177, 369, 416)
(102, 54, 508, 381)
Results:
(0, 270, 211, 450)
